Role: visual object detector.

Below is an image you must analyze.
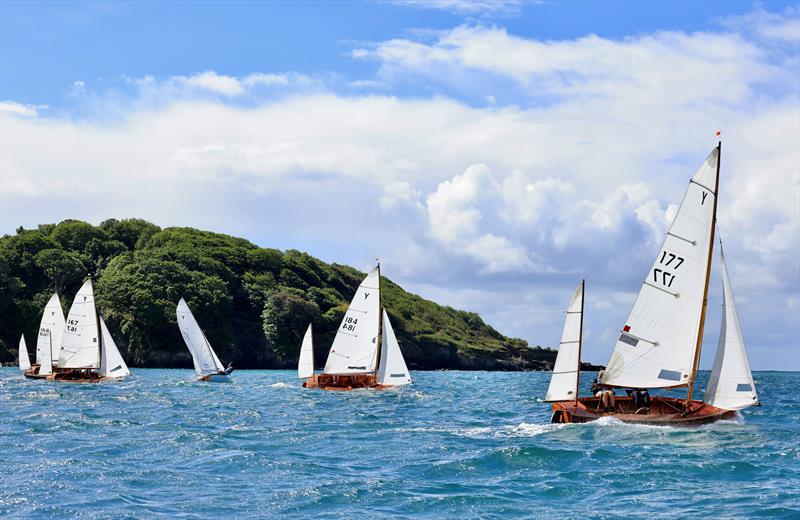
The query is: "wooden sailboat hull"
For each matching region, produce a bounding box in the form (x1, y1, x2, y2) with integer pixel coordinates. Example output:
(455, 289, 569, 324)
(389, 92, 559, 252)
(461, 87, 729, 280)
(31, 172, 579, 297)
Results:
(48, 369, 102, 383)
(550, 396, 735, 426)
(199, 373, 232, 383)
(302, 373, 400, 391)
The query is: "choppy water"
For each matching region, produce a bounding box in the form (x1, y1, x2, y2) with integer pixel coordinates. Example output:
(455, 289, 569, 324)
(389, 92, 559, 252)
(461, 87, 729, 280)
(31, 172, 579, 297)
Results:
(1, 369, 797, 519)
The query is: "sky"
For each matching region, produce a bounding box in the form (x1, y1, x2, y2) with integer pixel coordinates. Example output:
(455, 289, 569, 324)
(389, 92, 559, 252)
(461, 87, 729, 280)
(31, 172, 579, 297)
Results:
(1, 0, 798, 370)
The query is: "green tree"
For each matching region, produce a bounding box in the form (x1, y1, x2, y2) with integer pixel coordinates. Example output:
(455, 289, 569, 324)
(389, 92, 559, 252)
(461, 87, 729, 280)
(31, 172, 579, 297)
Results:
(33, 249, 87, 293)
(262, 289, 320, 361)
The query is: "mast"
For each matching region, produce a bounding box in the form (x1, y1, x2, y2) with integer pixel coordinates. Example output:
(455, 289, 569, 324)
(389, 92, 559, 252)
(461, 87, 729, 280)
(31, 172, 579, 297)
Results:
(373, 260, 383, 378)
(685, 141, 721, 406)
(575, 279, 585, 405)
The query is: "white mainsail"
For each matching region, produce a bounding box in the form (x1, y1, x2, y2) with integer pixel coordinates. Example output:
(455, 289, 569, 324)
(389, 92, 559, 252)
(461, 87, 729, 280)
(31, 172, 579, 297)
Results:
(176, 298, 225, 376)
(18, 335, 31, 372)
(602, 147, 719, 389)
(59, 279, 101, 369)
(376, 310, 412, 386)
(545, 280, 584, 402)
(36, 293, 65, 375)
(298, 324, 315, 379)
(323, 266, 381, 375)
(99, 316, 131, 379)
(704, 242, 758, 410)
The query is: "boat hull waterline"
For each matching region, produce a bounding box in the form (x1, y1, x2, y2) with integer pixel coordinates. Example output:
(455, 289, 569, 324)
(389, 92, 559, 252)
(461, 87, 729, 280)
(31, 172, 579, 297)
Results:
(550, 396, 736, 426)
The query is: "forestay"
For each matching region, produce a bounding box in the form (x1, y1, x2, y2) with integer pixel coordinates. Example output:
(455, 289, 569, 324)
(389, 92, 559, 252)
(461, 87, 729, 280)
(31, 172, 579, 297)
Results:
(99, 316, 131, 378)
(377, 310, 412, 386)
(36, 293, 65, 375)
(298, 324, 315, 379)
(545, 281, 584, 402)
(602, 147, 719, 389)
(176, 298, 225, 376)
(59, 279, 101, 369)
(323, 267, 381, 375)
(704, 243, 758, 410)
(18, 335, 31, 372)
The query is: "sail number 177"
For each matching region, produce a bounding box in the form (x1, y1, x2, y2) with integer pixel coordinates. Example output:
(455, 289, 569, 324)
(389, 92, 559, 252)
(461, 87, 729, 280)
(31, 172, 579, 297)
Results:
(653, 251, 685, 288)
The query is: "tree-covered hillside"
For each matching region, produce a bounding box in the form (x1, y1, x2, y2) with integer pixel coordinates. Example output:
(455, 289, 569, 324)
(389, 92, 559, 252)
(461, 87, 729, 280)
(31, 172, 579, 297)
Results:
(0, 219, 564, 370)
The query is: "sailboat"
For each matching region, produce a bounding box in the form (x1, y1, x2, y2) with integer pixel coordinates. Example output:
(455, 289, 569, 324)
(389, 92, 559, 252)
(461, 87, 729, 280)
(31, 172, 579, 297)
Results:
(18, 335, 31, 373)
(548, 142, 759, 425)
(24, 293, 65, 379)
(176, 298, 233, 382)
(49, 279, 131, 382)
(301, 262, 412, 390)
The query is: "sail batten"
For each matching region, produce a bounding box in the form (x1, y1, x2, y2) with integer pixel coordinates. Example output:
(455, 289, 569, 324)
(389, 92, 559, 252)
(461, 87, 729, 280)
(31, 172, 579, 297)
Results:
(602, 147, 720, 389)
(323, 267, 381, 375)
(545, 281, 584, 402)
(59, 280, 101, 369)
(176, 298, 225, 376)
(704, 242, 758, 410)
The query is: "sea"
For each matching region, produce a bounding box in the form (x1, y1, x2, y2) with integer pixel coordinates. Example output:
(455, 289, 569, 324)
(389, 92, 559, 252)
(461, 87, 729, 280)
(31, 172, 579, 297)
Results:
(1, 369, 797, 519)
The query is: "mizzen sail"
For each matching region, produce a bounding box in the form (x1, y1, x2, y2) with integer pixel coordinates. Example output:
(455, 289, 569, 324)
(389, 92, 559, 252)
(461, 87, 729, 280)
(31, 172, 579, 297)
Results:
(704, 242, 758, 410)
(176, 298, 225, 376)
(545, 280, 584, 402)
(298, 324, 315, 379)
(59, 279, 101, 369)
(602, 146, 719, 389)
(323, 266, 381, 375)
(376, 310, 412, 386)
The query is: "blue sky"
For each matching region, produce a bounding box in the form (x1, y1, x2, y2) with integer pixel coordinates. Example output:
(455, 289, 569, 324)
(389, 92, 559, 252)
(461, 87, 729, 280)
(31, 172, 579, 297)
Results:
(1, 0, 798, 370)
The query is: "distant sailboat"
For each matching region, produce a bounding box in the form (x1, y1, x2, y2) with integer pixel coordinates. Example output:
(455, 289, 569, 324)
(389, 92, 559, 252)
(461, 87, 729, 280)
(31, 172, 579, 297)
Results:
(548, 142, 758, 425)
(18, 335, 31, 373)
(50, 279, 131, 382)
(176, 298, 233, 382)
(301, 262, 412, 390)
(24, 293, 65, 379)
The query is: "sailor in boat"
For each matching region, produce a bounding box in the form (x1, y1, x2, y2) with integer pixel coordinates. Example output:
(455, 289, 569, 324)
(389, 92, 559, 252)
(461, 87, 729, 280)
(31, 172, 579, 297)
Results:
(591, 371, 615, 412)
(628, 388, 651, 413)
(224, 362, 234, 375)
